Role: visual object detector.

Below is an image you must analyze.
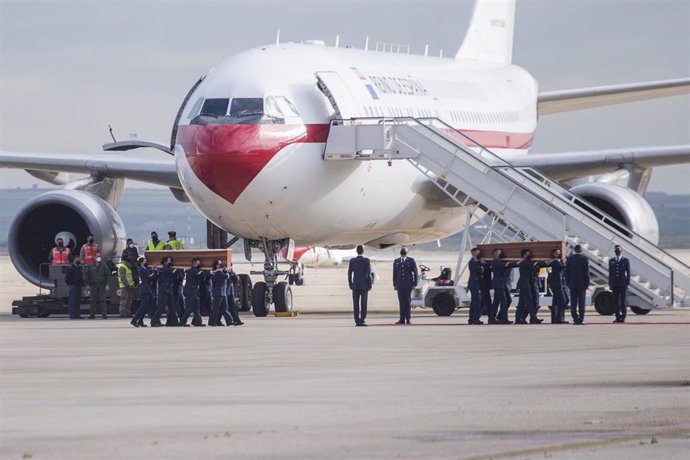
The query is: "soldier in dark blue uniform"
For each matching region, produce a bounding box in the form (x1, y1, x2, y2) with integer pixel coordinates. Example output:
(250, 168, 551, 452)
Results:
(547, 249, 568, 324)
(181, 258, 206, 327)
(609, 244, 631, 323)
(131, 257, 156, 327)
(479, 256, 492, 318)
(393, 247, 418, 325)
(566, 245, 590, 325)
(467, 247, 483, 325)
(224, 263, 244, 326)
(348, 245, 373, 326)
(489, 249, 515, 324)
(152, 257, 178, 327)
(200, 270, 213, 317)
(515, 249, 543, 324)
(172, 268, 186, 321)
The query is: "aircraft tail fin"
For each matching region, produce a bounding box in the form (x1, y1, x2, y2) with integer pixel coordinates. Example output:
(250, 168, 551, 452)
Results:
(455, 0, 516, 64)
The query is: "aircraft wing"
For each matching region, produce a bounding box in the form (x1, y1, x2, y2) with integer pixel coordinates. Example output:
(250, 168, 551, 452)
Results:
(538, 78, 690, 115)
(0, 151, 180, 188)
(511, 145, 690, 181)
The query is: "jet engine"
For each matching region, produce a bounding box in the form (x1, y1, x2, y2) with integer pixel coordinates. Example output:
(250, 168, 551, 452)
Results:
(8, 190, 126, 288)
(570, 182, 659, 244)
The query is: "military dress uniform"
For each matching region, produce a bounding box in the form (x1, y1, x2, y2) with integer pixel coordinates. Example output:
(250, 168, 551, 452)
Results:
(393, 256, 418, 324)
(489, 258, 516, 324)
(181, 266, 205, 326)
(467, 256, 482, 324)
(548, 258, 567, 324)
(348, 255, 373, 326)
(515, 259, 542, 324)
(132, 265, 156, 327)
(153, 265, 178, 327)
(609, 255, 631, 322)
(480, 261, 492, 317)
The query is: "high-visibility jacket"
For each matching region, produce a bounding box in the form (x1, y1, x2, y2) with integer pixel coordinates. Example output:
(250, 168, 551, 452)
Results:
(147, 240, 165, 251)
(50, 247, 71, 266)
(80, 243, 98, 265)
(117, 263, 135, 289)
(167, 239, 184, 250)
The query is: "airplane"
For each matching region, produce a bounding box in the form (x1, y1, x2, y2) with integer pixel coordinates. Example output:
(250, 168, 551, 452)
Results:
(1, 0, 689, 317)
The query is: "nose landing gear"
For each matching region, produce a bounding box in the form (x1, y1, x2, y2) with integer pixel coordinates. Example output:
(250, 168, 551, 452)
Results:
(247, 238, 294, 317)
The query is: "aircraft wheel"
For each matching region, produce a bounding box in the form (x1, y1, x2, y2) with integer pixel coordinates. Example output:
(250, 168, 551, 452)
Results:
(19, 314, 29, 318)
(630, 305, 650, 315)
(251, 282, 269, 317)
(432, 292, 455, 316)
(593, 291, 615, 316)
(274, 282, 293, 313)
(238, 274, 252, 312)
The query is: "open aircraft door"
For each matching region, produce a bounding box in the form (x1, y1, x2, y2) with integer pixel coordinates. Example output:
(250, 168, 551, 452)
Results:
(316, 71, 360, 120)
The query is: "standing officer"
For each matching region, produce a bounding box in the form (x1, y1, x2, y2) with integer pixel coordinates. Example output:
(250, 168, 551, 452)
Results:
(117, 257, 137, 318)
(490, 249, 515, 324)
(180, 258, 206, 327)
(515, 249, 543, 324)
(79, 234, 98, 265)
(547, 248, 567, 324)
(86, 252, 109, 319)
(65, 258, 84, 319)
(147, 231, 165, 251)
(566, 245, 590, 325)
(348, 245, 372, 326)
(49, 237, 72, 266)
(131, 257, 156, 327)
(467, 247, 483, 325)
(393, 246, 418, 325)
(166, 231, 185, 250)
(152, 257, 178, 327)
(609, 244, 631, 323)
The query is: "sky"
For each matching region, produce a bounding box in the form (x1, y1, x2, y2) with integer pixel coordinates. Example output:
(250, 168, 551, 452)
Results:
(0, 0, 689, 193)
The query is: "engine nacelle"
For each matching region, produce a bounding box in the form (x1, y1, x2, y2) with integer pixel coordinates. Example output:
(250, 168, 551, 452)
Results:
(8, 190, 127, 288)
(570, 183, 659, 244)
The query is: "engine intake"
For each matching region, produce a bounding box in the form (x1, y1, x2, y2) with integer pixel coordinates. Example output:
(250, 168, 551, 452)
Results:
(8, 190, 126, 288)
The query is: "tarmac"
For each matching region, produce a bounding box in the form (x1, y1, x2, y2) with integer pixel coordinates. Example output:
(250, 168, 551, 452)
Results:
(1, 254, 689, 459)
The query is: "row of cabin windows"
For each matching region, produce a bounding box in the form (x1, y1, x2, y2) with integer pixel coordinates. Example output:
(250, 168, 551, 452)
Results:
(361, 105, 520, 124)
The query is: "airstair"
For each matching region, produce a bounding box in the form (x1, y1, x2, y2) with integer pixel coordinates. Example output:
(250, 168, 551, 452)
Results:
(323, 117, 690, 310)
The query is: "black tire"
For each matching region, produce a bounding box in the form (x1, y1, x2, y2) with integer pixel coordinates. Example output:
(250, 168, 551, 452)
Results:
(274, 281, 293, 313)
(432, 292, 455, 316)
(295, 276, 304, 286)
(19, 314, 29, 318)
(593, 291, 616, 316)
(630, 305, 651, 315)
(252, 281, 269, 317)
(238, 274, 252, 312)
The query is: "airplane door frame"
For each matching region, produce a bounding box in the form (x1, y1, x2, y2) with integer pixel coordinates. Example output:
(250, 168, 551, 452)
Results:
(315, 71, 360, 120)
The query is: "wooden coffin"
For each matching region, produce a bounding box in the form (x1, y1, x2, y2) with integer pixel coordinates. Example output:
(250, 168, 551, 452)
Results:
(476, 240, 566, 261)
(143, 249, 232, 269)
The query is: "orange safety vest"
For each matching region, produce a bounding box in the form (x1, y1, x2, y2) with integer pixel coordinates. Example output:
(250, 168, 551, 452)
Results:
(81, 243, 98, 265)
(51, 247, 70, 266)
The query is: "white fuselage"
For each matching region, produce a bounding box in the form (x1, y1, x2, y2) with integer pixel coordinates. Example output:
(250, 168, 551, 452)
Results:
(174, 43, 538, 247)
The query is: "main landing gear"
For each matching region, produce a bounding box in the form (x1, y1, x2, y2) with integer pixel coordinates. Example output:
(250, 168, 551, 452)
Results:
(246, 238, 294, 317)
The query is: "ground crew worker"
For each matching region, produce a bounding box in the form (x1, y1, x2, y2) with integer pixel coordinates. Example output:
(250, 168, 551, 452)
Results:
(131, 257, 156, 327)
(117, 258, 137, 317)
(609, 244, 631, 323)
(225, 262, 244, 326)
(181, 258, 205, 327)
(467, 248, 483, 325)
(166, 231, 184, 250)
(64, 258, 84, 319)
(49, 237, 72, 266)
(147, 231, 165, 251)
(566, 245, 590, 325)
(209, 260, 230, 326)
(547, 249, 567, 324)
(79, 234, 98, 265)
(86, 252, 109, 319)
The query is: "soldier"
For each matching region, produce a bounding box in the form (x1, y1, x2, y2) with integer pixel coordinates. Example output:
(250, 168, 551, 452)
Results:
(49, 237, 72, 266)
(209, 260, 230, 326)
(348, 245, 372, 326)
(467, 247, 483, 325)
(225, 262, 244, 326)
(153, 257, 178, 327)
(117, 257, 137, 318)
(166, 231, 184, 250)
(479, 255, 492, 318)
(79, 234, 98, 265)
(64, 258, 84, 319)
(200, 269, 214, 317)
(566, 245, 590, 325)
(173, 267, 186, 321)
(547, 248, 568, 324)
(131, 257, 156, 327)
(86, 252, 109, 319)
(393, 246, 418, 325)
(146, 231, 165, 251)
(489, 249, 515, 325)
(609, 244, 631, 323)
(180, 258, 206, 327)
(515, 249, 543, 324)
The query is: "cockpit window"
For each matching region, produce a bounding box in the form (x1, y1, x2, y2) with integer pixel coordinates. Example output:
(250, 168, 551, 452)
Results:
(200, 98, 229, 116)
(229, 98, 264, 117)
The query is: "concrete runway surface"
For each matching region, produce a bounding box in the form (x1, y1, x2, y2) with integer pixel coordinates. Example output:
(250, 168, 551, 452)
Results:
(1, 254, 689, 459)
